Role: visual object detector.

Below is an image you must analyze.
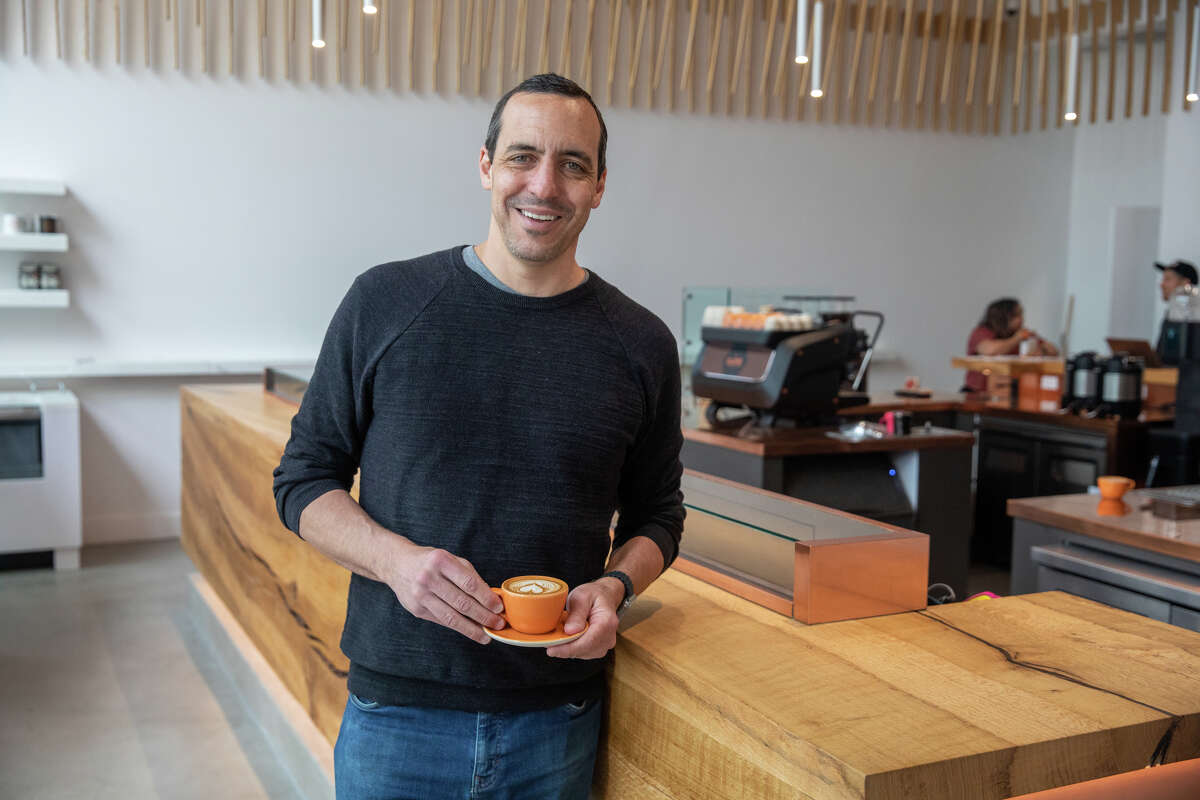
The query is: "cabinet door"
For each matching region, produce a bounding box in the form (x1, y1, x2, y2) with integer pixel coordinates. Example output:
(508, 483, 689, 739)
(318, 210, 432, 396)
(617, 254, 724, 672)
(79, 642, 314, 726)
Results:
(0, 412, 43, 480)
(1036, 566, 1173, 622)
(1038, 442, 1105, 496)
(973, 431, 1038, 566)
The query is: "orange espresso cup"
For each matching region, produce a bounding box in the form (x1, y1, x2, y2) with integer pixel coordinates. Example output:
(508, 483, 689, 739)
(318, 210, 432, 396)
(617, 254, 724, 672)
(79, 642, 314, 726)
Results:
(1096, 475, 1135, 500)
(490, 576, 568, 634)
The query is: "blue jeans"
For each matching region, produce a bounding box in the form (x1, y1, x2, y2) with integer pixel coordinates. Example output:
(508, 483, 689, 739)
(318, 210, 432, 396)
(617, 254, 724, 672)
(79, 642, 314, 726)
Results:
(334, 693, 603, 799)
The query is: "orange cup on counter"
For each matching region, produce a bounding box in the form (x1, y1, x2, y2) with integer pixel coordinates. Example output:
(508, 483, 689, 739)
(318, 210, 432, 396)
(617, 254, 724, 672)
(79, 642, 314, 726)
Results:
(1096, 475, 1135, 501)
(490, 576, 568, 634)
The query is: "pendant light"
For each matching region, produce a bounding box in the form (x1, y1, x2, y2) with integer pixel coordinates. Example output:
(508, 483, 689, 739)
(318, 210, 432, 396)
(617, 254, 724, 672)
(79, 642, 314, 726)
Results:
(363, 0, 377, 13)
(795, 0, 809, 64)
(1063, 34, 1078, 120)
(810, 0, 824, 97)
(1063, 0, 1078, 120)
(313, 0, 326, 47)
(1188, 7, 1200, 103)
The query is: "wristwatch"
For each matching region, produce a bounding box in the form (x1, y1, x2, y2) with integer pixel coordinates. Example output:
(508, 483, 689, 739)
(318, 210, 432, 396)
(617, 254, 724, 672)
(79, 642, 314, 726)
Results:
(602, 570, 637, 617)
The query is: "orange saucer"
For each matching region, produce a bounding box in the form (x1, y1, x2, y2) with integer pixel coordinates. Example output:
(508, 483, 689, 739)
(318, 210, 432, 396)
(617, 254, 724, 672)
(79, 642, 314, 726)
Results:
(484, 611, 587, 648)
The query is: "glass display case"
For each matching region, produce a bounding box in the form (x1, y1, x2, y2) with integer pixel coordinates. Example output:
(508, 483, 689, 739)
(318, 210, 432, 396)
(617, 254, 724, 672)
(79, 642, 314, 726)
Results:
(677, 471, 928, 623)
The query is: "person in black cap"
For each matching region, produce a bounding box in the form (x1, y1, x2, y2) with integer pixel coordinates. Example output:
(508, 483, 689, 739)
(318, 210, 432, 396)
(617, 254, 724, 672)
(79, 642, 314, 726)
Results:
(1157, 259, 1198, 302)
(1155, 260, 1198, 358)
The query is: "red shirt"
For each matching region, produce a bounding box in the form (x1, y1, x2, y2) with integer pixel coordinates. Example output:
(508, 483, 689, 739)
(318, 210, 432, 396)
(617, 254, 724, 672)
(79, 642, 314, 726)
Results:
(964, 325, 996, 392)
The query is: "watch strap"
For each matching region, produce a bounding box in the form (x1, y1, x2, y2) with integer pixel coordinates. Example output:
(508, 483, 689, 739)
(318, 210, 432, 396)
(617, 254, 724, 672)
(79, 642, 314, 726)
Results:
(602, 570, 636, 612)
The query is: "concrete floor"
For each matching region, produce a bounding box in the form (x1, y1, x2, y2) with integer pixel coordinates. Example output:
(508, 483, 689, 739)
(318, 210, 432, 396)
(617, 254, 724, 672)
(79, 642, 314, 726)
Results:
(0, 540, 302, 800)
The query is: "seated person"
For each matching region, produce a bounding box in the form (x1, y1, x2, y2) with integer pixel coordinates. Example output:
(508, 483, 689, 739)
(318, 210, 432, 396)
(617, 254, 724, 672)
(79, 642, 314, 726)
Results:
(963, 298, 1059, 393)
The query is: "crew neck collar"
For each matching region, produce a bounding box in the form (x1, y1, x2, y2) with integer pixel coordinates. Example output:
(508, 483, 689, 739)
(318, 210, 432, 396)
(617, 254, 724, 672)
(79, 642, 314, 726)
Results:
(451, 245, 598, 309)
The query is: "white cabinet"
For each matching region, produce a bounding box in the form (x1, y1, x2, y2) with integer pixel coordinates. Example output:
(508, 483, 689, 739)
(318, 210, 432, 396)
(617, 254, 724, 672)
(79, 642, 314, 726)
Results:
(0, 391, 82, 569)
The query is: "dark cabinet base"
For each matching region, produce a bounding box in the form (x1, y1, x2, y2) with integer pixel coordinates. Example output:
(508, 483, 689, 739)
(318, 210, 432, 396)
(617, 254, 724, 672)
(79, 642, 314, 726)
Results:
(974, 417, 1114, 567)
(1011, 519, 1200, 633)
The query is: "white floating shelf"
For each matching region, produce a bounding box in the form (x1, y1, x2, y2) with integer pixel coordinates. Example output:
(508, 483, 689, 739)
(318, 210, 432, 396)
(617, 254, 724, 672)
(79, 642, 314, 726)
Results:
(0, 233, 69, 252)
(0, 289, 70, 308)
(0, 358, 315, 380)
(0, 179, 68, 196)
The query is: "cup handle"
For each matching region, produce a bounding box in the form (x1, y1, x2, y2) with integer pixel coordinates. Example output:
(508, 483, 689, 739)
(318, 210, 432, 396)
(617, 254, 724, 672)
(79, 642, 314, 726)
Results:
(1122, 477, 1136, 490)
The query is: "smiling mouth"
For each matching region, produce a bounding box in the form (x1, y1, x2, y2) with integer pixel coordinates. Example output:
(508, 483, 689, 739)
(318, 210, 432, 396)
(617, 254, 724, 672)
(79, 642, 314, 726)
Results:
(517, 208, 562, 223)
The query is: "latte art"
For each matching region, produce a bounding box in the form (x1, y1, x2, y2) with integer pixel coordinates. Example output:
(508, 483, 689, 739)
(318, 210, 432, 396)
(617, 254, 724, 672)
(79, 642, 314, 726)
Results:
(509, 578, 564, 595)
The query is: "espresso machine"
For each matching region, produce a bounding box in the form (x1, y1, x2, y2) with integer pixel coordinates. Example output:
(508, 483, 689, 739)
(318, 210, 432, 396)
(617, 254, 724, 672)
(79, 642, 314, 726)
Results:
(691, 309, 883, 427)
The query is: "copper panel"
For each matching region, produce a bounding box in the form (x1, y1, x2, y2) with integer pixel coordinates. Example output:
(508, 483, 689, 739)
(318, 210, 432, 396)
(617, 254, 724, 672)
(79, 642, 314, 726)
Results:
(793, 534, 929, 624)
(1008, 757, 1200, 799)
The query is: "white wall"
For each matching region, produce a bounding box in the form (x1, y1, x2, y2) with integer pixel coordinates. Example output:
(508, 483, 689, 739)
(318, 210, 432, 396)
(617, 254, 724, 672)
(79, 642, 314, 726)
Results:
(1, 11, 1080, 545)
(1062, 40, 1168, 355)
(1062, 24, 1200, 355)
(1159, 108, 1200, 284)
(1107, 206, 1162, 339)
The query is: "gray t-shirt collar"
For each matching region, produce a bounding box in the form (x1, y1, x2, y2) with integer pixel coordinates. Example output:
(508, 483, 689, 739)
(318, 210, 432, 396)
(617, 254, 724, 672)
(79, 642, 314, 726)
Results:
(461, 245, 589, 296)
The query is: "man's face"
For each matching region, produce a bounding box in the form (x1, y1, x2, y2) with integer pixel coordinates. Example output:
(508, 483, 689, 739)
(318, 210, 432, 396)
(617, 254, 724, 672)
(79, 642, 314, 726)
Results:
(479, 93, 606, 265)
(1161, 269, 1187, 301)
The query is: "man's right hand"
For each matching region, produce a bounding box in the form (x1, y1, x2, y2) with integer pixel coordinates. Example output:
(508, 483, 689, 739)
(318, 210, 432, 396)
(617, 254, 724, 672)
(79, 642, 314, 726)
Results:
(295, 491, 505, 645)
(385, 543, 507, 645)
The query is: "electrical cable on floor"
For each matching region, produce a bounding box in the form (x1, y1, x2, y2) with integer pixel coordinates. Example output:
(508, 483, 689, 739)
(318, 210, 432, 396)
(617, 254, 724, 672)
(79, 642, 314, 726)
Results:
(927, 583, 956, 605)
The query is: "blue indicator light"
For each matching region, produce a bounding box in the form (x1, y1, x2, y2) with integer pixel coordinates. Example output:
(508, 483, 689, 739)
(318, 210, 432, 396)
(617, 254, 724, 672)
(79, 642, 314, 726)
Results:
(888, 468, 896, 477)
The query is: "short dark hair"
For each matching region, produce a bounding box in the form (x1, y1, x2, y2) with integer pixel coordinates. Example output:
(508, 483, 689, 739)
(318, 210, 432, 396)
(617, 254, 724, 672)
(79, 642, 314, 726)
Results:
(484, 73, 608, 177)
(980, 298, 1022, 336)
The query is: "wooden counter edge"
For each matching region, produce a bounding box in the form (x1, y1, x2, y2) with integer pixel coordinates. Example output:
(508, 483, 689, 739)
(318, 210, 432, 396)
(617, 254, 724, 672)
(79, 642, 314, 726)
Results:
(1006, 497, 1200, 564)
(683, 426, 975, 457)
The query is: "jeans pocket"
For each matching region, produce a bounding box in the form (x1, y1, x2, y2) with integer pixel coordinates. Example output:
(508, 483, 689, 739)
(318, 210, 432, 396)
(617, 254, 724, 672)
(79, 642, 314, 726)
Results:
(561, 698, 596, 718)
(349, 693, 381, 711)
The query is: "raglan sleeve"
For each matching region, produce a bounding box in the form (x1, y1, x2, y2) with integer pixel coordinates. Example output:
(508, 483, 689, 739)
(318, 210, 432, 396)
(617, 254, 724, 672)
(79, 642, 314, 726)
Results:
(272, 276, 374, 537)
(612, 330, 686, 570)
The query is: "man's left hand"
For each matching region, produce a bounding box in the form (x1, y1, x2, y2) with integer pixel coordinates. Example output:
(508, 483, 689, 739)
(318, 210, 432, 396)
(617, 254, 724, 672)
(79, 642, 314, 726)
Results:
(545, 577, 625, 660)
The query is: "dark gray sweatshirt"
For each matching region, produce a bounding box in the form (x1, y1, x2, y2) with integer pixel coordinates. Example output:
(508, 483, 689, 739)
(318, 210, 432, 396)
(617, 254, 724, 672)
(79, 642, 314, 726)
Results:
(272, 246, 684, 711)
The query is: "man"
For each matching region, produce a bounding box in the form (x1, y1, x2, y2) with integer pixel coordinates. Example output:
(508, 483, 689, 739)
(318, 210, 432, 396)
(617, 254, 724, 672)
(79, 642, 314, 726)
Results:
(272, 73, 684, 798)
(1155, 259, 1198, 360)
(1157, 259, 1197, 303)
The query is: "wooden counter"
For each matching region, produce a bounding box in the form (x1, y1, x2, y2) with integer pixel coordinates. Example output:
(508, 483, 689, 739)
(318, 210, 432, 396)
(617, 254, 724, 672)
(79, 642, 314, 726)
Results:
(951, 355, 1066, 375)
(682, 424, 975, 457)
(1008, 493, 1200, 566)
(833, 391, 1172, 432)
(182, 384, 1200, 799)
(835, 392, 967, 416)
(181, 384, 351, 744)
(601, 574, 1200, 800)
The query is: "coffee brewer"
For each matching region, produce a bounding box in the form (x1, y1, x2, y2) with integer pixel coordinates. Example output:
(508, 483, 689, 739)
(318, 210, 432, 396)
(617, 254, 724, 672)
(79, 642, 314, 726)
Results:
(1095, 354, 1143, 420)
(1062, 351, 1103, 413)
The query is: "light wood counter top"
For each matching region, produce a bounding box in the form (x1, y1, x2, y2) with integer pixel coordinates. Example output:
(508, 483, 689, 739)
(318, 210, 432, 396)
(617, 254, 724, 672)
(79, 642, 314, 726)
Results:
(183, 384, 1200, 799)
(603, 571, 1200, 799)
(952, 355, 1066, 375)
(1008, 493, 1200, 565)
